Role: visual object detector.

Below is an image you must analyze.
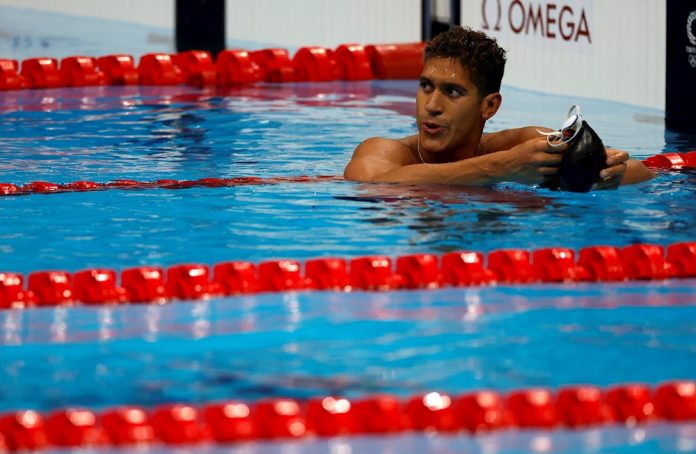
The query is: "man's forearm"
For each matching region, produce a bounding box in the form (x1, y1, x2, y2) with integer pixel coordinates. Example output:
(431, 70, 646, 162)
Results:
(621, 159, 656, 185)
(373, 153, 504, 186)
(482, 127, 549, 153)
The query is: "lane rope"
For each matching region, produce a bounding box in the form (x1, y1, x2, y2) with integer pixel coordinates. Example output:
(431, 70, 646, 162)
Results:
(0, 44, 425, 90)
(0, 381, 694, 450)
(0, 150, 695, 197)
(2, 241, 695, 309)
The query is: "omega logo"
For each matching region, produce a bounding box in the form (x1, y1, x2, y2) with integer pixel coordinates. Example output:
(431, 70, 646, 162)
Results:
(481, 0, 503, 31)
(482, 0, 592, 43)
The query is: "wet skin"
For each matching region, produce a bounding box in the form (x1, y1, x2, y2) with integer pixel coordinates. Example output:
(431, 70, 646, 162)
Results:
(344, 57, 655, 188)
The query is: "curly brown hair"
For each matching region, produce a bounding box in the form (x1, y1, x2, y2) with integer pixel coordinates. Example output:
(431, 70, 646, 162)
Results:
(424, 26, 507, 96)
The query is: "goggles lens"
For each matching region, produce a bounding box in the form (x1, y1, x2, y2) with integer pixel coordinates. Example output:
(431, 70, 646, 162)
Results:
(559, 114, 582, 142)
(541, 105, 584, 148)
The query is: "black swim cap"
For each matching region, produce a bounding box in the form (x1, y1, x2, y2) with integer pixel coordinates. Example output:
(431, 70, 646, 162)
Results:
(541, 106, 607, 192)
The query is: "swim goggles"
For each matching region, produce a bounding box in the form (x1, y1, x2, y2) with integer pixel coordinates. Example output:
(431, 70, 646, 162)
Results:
(539, 105, 584, 148)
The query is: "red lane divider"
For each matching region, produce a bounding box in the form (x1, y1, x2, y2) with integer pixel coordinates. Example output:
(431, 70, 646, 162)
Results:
(1, 148, 696, 198)
(0, 175, 341, 197)
(96, 55, 139, 85)
(0, 59, 23, 90)
(2, 241, 696, 309)
(0, 381, 693, 450)
(365, 43, 426, 79)
(643, 152, 696, 170)
(0, 43, 423, 91)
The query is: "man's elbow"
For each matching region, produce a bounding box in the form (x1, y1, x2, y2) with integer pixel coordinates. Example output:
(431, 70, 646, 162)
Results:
(343, 166, 362, 182)
(621, 159, 656, 185)
(343, 161, 374, 182)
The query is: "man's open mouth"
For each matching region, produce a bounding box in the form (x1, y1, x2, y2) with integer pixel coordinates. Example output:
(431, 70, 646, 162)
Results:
(422, 122, 446, 134)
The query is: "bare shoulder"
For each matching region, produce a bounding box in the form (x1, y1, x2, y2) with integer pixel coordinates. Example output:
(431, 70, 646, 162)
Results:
(351, 136, 416, 159)
(344, 136, 418, 181)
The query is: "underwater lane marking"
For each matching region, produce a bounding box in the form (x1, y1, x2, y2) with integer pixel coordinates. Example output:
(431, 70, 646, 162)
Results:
(0, 175, 343, 197)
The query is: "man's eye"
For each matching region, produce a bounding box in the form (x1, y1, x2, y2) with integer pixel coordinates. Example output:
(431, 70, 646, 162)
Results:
(447, 87, 463, 97)
(419, 81, 433, 91)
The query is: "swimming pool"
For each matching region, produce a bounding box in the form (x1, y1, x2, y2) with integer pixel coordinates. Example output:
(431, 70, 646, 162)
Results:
(1, 78, 695, 453)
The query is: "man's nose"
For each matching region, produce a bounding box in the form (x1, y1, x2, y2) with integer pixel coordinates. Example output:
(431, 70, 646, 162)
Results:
(425, 91, 443, 115)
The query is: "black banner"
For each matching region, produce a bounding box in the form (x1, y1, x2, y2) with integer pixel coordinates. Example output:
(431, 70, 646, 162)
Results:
(666, 0, 696, 133)
(422, 0, 461, 41)
(175, 0, 225, 58)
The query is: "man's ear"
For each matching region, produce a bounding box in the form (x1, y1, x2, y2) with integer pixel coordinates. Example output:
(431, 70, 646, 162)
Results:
(481, 92, 502, 120)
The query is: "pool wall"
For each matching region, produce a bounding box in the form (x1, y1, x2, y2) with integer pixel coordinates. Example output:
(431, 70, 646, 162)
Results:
(0, 0, 421, 61)
(0, 0, 176, 59)
(461, 0, 666, 110)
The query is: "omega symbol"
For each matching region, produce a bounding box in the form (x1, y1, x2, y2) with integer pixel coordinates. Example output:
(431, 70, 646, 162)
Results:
(482, 0, 502, 31)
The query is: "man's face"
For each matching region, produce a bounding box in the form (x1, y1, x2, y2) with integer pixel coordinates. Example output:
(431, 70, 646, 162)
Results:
(416, 57, 486, 158)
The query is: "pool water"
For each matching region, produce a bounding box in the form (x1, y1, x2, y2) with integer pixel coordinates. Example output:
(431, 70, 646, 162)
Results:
(3, 283, 696, 406)
(1, 82, 695, 273)
(1, 81, 695, 453)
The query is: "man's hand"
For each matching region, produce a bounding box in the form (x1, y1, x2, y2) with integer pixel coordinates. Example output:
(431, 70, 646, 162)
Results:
(592, 148, 629, 190)
(498, 137, 565, 186)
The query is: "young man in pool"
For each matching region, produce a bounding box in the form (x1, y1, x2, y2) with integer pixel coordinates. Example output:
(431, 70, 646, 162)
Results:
(344, 27, 655, 189)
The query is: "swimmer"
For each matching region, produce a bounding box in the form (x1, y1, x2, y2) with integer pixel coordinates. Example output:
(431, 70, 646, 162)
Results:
(344, 27, 655, 189)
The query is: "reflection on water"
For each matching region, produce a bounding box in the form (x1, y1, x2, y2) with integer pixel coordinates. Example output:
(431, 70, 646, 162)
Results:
(129, 424, 696, 454)
(665, 128, 696, 152)
(333, 177, 696, 254)
(336, 184, 555, 252)
(0, 175, 694, 274)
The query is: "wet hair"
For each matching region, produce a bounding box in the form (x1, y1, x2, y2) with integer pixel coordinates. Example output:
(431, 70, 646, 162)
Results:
(424, 26, 507, 96)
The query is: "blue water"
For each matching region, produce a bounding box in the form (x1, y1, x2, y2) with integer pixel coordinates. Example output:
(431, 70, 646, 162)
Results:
(1, 83, 695, 453)
(0, 83, 695, 273)
(2, 283, 696, 410)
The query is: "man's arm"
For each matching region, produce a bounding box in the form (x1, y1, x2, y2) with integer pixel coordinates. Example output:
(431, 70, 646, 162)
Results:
(344, 135, 563, 186)
(345, 132, 655, 187)
(484, 129, 655, 187)
(621, 159, 656, 184)
(593, 149, 655, 188)
(481, 127, 550, 154)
